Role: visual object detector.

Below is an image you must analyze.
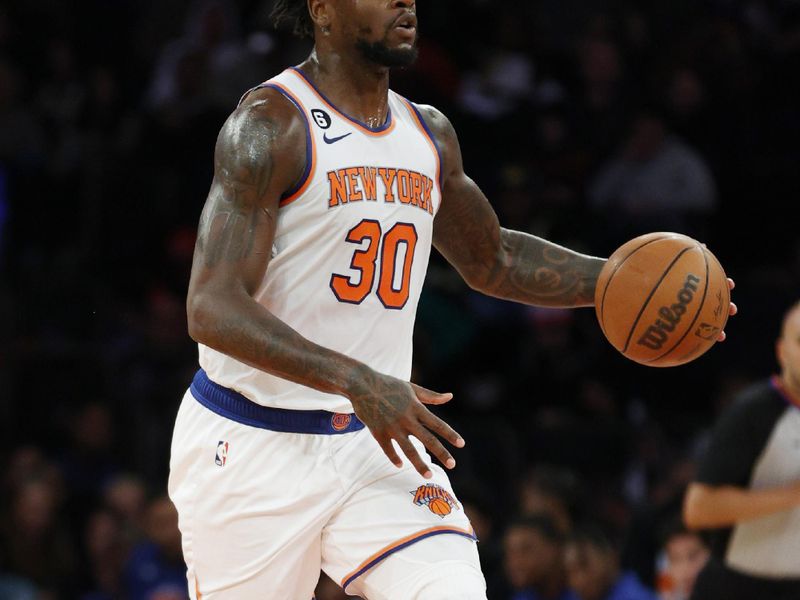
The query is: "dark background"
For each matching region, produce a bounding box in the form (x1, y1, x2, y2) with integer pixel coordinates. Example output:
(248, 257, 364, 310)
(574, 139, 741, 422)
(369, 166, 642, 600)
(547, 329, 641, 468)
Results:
(1, 0, 799, 598)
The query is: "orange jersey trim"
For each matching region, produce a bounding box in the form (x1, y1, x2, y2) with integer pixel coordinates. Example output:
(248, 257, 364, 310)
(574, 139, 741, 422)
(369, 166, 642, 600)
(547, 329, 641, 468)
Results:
(263, 81, 317, 207)
(340, 524, 476, 592)
(289, 68, 397, 138)
(399, 97, 442, 201)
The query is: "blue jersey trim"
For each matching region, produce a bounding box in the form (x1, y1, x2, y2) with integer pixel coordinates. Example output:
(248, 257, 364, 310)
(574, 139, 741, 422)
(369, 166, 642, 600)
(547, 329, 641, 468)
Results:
(402, 99, 445, 192)
(290, 67, 394, 133)
(260, 83, 313, 202)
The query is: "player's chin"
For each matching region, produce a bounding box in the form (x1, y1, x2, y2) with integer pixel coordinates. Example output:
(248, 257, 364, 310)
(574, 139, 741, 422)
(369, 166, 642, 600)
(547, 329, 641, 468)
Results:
(383, 39, 418, 64)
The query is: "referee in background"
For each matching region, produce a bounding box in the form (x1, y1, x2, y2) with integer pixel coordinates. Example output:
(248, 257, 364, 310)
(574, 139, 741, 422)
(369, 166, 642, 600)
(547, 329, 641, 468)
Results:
(683, 300, 800, 599)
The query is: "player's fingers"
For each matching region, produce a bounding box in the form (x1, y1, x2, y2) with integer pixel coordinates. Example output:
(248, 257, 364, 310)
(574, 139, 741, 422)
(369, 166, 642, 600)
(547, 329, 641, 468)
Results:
(717, 330, 727, 342)
(395, 435, 432, 479)
(729, 301, 738, 316)
(411, 424, 456, 469)
(411, 382, 453, 405)
(373, 433, 403, 469)
(727, 277, 735, 291)
(419, 410, 465, 449)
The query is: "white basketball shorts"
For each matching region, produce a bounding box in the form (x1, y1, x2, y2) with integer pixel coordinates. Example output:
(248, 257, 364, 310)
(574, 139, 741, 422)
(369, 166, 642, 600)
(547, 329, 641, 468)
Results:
(168, 372, 484, 599)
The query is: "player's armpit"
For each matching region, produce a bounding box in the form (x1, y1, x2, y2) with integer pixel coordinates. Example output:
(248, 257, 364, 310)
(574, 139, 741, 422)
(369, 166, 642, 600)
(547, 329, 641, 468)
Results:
(417, 104, 605, 308)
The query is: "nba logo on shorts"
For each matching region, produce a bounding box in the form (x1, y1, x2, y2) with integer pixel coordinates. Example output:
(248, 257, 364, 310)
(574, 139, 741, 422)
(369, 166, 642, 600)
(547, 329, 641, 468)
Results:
(215, 441, 229, 467)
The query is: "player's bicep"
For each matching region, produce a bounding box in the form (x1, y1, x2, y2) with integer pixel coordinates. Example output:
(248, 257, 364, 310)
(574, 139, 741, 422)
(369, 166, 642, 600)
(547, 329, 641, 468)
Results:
(191, 93, 304, 296)
(420, 106, 502, 288)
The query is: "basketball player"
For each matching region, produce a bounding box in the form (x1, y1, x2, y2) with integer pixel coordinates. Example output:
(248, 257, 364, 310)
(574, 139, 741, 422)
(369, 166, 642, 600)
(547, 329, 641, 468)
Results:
(168, 1, 734, 598)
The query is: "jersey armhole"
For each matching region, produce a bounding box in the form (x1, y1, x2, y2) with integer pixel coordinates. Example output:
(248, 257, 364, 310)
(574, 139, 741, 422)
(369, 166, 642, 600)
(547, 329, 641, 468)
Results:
(242, 82, 316, 208)
(398, 97, 444, 197)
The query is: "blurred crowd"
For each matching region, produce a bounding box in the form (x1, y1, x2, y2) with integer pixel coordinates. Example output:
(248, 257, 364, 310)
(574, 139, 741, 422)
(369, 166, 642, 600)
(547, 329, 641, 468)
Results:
(1, 0, 799, 598)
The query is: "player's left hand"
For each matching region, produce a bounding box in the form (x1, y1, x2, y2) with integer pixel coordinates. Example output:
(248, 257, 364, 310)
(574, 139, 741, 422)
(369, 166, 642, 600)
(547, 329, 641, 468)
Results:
(717, 277, 737, 342)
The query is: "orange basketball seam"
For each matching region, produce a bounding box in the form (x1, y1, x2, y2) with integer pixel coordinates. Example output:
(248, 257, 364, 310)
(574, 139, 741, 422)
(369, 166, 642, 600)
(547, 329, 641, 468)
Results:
(598, 234, 672, 334)
(622, 244, 696, 354)
(643, 248, 710, 364)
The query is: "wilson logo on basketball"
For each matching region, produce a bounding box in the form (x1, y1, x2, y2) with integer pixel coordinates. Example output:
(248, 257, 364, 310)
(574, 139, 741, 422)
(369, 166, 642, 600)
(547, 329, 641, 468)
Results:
(637, 273, 701, 350)
(331, 413, 352, 431)
(410, 483, 459, 518)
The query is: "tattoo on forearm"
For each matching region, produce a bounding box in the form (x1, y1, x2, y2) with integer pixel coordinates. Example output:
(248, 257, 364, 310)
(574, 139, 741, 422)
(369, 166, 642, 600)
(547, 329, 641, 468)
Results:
(487, 230, 602, 307)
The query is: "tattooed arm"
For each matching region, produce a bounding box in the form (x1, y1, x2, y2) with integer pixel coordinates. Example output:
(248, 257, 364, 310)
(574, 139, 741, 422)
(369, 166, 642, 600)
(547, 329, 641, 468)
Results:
(187, 88, 462, 478)
(422, 107, 606, 307)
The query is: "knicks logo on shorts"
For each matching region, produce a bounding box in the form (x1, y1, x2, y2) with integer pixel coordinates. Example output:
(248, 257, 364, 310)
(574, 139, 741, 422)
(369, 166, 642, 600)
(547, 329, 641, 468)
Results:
(331, 413, 352, 431)
(410, 483, 459, 518)
(215, 441, 229, 467)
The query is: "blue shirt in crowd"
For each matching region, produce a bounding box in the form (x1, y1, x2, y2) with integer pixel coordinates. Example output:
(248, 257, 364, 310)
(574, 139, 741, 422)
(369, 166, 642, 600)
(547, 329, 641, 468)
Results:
(602, 571, 659, 600)
(512, 588, 581, 600)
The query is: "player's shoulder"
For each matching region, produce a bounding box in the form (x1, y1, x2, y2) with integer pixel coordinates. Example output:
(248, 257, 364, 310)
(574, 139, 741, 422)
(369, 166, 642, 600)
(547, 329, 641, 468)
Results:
(399, 99, 460, 171)
(215, 84, 307, 160)
(406, 101, 456, 141)
(228, 85, 304, 133)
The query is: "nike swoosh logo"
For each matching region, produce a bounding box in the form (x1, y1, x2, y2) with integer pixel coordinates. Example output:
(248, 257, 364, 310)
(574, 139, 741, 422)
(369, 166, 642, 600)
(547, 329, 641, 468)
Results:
(323, 132, 353, 144)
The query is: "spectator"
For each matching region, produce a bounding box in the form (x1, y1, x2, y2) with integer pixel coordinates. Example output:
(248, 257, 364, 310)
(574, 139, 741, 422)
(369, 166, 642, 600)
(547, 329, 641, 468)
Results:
(0, 472, 77, 597)
(503, 515, 578, 600)
(80, 509, 126, 600)
(655, 517, 709, 600)
(564, 525, 657, 600)
(518, 464, 585, 534)
(123, 496, 188, 600)
(588, 104, 716, 243)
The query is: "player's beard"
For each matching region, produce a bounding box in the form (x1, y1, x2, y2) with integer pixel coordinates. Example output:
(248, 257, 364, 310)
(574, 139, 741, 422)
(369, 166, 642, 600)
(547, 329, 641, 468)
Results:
(355, 35, 418, 68)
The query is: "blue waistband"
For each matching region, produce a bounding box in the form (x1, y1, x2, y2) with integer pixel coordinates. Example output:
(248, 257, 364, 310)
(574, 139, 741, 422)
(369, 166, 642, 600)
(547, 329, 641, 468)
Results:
(189, 369, 365, 435)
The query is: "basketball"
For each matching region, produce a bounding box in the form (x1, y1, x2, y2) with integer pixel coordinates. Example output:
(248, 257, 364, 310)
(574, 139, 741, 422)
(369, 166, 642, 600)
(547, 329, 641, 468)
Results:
(595, 232, 730, 367)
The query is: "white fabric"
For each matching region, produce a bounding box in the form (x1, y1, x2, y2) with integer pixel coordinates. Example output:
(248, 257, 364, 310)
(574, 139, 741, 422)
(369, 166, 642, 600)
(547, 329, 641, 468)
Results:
(353, 535, 486, 599)
(168, 392, 477, 599)
(199, 68, 441, 412)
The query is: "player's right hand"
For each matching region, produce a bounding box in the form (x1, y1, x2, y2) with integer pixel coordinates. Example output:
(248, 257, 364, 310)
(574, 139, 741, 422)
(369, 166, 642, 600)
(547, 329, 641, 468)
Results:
(347, 370, 465, 479)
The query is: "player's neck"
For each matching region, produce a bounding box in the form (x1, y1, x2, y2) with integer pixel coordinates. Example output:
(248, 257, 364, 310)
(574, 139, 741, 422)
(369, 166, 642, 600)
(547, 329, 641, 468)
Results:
(301, 49, 390, 128)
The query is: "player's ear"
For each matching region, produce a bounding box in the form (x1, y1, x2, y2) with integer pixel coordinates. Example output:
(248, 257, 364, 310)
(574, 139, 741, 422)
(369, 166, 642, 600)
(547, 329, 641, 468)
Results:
(309, 0, 333, 33)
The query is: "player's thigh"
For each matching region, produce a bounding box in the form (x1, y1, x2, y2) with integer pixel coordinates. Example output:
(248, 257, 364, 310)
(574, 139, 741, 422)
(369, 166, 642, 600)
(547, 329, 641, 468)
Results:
(320, 434, 484, 597)
(168, 392, 337, 599)
(355, 534, 487, 600)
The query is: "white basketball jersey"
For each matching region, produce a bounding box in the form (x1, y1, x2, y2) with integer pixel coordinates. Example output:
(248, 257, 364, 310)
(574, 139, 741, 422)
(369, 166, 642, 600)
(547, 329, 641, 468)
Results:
(199, 68, 442, 412)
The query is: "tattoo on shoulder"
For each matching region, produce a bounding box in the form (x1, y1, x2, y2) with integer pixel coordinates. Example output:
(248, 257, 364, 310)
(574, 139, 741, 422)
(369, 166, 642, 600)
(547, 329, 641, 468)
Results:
(197, 105, 280, 266)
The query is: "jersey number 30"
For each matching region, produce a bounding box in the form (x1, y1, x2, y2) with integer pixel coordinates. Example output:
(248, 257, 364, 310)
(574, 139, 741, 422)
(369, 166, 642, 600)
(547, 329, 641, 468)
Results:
(330, 219, 418, 310)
